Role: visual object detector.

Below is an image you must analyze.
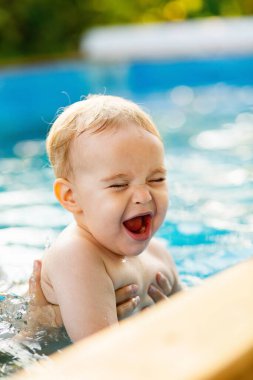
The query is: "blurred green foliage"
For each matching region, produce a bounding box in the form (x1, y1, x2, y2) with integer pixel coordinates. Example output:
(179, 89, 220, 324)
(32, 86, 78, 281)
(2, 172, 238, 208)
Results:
(0, 0, 252, 62)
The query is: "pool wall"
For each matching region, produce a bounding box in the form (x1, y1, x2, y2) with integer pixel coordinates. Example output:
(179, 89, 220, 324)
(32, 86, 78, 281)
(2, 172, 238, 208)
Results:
(81, 17, 253, 62)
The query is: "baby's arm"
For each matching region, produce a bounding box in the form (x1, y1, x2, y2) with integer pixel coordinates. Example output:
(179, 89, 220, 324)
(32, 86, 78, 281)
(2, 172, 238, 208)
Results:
(43, 246, 117, 342)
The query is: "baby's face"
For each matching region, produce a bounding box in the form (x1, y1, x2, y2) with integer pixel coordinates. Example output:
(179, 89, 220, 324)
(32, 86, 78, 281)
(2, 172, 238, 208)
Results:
(70, 122, 168, 257)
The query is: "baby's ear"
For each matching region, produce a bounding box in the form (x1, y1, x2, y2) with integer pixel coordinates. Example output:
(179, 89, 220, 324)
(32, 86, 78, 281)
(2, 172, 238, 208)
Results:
(54, 178, 81, 214)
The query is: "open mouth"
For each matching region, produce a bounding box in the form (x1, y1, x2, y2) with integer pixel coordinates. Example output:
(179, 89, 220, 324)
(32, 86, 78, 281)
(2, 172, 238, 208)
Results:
(123, 213, 153, 240)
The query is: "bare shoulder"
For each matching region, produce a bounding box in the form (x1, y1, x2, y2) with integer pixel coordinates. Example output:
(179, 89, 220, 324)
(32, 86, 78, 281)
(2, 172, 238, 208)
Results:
(45, 223, 98, 256)
(41, 224, 110, 305)
(42, 224, 105, 284)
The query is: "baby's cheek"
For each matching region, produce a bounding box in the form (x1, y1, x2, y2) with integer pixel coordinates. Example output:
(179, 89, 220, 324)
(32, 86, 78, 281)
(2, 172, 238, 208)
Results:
(160, 189, 169, 211)
(157, 195, 169, 227)
(100, 208, 119, 231)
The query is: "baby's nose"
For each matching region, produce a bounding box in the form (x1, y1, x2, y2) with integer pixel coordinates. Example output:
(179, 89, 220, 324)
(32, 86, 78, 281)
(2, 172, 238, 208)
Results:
(132, 185, 152, 205)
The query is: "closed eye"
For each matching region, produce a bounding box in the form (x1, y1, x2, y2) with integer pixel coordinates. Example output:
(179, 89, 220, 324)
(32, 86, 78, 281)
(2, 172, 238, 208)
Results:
(149, 177, 166, 183)
(108, 183, 128, 188)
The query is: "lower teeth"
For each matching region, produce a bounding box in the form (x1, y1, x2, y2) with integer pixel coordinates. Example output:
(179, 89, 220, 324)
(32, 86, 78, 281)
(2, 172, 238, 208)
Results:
(139, 226, 145, 233)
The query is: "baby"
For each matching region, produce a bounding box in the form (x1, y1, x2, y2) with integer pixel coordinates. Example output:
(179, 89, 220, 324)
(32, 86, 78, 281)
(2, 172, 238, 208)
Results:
(41, 95, 183, 342)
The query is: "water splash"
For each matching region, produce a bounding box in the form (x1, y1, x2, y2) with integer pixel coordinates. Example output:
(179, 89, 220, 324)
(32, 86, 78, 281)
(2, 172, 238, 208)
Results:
(0, 294, 70, 377)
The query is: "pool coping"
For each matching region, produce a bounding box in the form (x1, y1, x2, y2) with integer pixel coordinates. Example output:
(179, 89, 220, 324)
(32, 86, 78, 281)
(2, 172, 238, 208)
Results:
(81, 17, 253, 62)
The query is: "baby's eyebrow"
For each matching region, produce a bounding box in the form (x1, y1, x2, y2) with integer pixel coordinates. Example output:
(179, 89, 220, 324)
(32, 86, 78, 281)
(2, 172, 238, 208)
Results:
(150, 167, 167, 176)
(101, 174, 128, 183)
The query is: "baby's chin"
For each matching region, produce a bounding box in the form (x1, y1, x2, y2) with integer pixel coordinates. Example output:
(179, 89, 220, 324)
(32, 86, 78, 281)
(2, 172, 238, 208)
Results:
(82, 229, 152, 257)
(116, 240, 152, 257)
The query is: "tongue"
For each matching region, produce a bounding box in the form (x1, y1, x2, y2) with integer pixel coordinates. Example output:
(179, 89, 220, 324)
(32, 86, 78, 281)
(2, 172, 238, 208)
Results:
(124, 216, 143, 233)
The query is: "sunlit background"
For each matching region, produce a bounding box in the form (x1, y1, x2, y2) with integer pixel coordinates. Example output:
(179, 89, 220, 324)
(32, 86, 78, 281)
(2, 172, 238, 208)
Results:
(0, 0, 253, 376)
(0, 0, 253, 62)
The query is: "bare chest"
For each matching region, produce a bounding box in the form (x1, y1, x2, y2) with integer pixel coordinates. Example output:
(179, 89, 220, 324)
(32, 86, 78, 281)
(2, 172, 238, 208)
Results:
(103, 251, 170, 311)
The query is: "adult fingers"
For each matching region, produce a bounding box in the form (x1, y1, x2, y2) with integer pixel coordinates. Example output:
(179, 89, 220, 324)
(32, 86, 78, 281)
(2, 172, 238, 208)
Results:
(115, 284, 138, 305)
(28, 260, 41, 294)
(116, 296, 140, 320)
(156, 272, 173, 296)
(29, 260, 48, 306)
(148, 284, 167, 303)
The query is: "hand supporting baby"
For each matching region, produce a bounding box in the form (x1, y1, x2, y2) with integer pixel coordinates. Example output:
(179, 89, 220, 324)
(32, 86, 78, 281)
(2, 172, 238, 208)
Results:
(28, 260, 172, 327)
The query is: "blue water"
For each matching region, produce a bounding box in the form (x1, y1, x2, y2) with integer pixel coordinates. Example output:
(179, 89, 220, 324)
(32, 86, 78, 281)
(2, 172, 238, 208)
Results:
(0, 56, 253, 376)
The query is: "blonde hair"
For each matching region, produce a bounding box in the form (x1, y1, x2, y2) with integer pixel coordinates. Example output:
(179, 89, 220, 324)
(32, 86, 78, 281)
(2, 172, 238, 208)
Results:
(46, 94, 160, 178)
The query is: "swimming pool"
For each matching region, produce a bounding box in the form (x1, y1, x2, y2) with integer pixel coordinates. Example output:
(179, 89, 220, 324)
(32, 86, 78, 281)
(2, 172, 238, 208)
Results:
(0, 55, 253, 376)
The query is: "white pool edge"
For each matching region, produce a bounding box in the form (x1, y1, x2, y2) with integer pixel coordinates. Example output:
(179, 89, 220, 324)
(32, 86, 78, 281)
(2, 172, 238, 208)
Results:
(80, 17, 253, 62)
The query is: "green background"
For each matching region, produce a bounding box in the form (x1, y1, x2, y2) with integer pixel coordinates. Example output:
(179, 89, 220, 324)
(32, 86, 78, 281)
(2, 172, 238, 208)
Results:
(0, 0, 253, 63)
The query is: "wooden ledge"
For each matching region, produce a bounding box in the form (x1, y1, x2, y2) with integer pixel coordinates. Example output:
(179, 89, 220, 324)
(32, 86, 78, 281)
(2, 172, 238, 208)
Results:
(12, 259, 253, 380)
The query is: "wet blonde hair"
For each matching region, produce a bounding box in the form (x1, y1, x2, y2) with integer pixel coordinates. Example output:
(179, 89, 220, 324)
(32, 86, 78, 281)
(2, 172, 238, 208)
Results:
(46, 94, 160, 178)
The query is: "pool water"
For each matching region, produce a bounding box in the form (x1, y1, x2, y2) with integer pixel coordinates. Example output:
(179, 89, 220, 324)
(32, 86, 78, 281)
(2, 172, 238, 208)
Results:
(0, 57, 253, 377)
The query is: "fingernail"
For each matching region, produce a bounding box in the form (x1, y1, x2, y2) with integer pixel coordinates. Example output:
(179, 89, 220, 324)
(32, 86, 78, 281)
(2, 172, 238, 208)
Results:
(132, 296, 140, 307)
(149, 284, 156, 294)
(131, 284, 138, 295)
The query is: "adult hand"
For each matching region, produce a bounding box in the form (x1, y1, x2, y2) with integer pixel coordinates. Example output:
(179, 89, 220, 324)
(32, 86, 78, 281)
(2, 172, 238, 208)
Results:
(29, 260, 48, 306)
(115, 284, 140, 320)
(28, 260, 63, 328)
(115, 272, 175, 319)
(148, 272, 174, 302)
